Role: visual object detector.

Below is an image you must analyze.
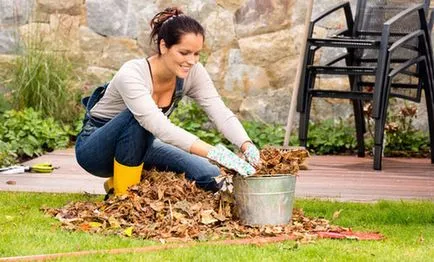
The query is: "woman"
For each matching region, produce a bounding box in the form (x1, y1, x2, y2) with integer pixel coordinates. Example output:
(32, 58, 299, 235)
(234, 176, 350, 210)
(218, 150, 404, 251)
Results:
(75, 7, 260, 196)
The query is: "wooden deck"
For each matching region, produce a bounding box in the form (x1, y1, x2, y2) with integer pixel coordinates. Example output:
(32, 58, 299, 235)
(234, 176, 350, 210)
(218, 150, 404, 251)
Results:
(0, 149, 433, 202)
(296, 155, 434, 202)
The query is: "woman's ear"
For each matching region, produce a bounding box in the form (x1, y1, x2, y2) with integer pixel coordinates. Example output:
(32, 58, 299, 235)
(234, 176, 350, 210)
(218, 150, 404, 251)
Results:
(160, 40, 167, 55)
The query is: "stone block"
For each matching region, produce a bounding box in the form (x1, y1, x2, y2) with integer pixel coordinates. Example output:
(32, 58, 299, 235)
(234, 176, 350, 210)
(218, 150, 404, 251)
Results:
(268, 56, 298, 90)
(86, 0, 151, 38)
(216, 0, 247, 13)
(98, 37, 144, 69)
(202, 7, 236, 51)
(0, 28, 20, 54)
(239, 88, 290, 124)
(79, 26, 105, 52)
(223, 49, 270, 96)
(235, 0, 293, 37)
(49, 14, 80, 51)
(36, 0, 82, 16)
(205, 47, 229, 87)
(0, 0, 33, 25)
(86, 66, 116, 85)
(238, 29, 295, 67)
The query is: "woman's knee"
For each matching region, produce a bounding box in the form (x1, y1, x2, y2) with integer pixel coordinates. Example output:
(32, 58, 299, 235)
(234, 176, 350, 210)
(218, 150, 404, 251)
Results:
(191, 162, 219, 179)
(186, 160, 221, 192)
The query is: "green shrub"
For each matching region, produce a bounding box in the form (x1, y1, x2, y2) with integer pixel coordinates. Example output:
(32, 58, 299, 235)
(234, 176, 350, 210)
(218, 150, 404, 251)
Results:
(384, 129, 429, 156)
(304, 101, 430, 157)
(9, 45, 81, 123)
(306, 119, 358, 155)
(0, 141, 17, 167)
(241, 120, 286, 149)
(0, 108, 69, 160)
(62, 110, 85, 142)
(368, 102, 430, 157)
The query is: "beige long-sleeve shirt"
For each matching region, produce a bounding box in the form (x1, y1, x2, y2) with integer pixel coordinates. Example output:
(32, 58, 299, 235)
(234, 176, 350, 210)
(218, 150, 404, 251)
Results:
(90, 58, 251, 152)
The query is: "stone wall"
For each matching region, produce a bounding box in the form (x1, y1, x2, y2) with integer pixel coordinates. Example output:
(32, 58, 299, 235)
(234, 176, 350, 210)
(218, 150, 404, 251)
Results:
(0, 0, 430, 130)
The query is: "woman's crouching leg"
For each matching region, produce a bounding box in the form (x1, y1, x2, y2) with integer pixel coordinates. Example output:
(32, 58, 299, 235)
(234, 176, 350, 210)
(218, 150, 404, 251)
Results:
(143, 139, 221, 192)
(76, 110, 153, 177)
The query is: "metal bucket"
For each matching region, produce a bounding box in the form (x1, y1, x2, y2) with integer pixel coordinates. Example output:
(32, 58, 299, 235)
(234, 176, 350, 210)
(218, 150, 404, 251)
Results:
(233, 175, 296, 226)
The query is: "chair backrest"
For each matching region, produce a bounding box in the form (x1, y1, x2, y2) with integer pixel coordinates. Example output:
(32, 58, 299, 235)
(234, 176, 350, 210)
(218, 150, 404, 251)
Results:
(354, 0, 430, 37)
(352, 0, 431, 63)
(350, 0, 432, 101)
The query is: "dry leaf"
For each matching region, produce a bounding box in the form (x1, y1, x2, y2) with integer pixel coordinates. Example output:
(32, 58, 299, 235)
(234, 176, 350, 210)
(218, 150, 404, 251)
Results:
(200, 210, 218, 225)
(172, 211, 185, 220)
(108, 216, 121, 228)
(124, 227, 134, 237)
(332, 209, 343, 220)
(89, 222, 102, 228)
(150, 201, 165, 212)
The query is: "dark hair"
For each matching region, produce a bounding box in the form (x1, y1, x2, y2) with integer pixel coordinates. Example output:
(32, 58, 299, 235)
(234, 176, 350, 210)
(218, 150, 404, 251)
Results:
(150, 7, 205, 54)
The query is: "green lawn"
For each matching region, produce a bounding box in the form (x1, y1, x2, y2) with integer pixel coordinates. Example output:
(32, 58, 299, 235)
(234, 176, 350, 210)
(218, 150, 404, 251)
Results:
(0, 192, 433, 261)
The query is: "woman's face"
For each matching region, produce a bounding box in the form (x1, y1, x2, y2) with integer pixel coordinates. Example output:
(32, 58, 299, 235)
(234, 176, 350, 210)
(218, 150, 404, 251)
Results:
(160, 33, 204, 79)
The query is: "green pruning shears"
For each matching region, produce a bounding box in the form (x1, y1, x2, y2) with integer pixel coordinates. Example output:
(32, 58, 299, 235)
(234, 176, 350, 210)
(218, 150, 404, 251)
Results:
(0, 163, 57, 174)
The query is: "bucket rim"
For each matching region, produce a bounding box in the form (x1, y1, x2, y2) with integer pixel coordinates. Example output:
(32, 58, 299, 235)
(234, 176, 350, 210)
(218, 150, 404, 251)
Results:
(234, 174, 297, 181)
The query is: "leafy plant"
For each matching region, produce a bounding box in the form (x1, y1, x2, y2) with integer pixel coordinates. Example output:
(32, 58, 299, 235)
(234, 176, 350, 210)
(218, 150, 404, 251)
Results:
(62, 109, 85, 142)
(363, 101, 430, 157)
(241, 120, 286, 149)
(0, 108, 69, 161)
(0, 141, 17, 167)
(373, 102, 429, 157)
(306, 119, 358, 155)
(9, 43, 82, 123)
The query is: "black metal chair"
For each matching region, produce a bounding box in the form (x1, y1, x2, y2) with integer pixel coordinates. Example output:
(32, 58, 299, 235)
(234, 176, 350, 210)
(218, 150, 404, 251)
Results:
(296, 0, 434, 170)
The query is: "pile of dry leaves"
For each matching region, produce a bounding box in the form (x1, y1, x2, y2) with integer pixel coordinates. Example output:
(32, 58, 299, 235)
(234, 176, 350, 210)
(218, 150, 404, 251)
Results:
(42, 147, 357, 242)
(44, 170, 348, 242)
(219, 146, 309, 177)
(256, 146, 309, 175)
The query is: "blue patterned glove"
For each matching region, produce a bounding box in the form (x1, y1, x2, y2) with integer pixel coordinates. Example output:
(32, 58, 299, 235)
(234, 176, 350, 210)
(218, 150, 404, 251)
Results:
(243, 143, 261, 167)
(207, 144, 256, 176)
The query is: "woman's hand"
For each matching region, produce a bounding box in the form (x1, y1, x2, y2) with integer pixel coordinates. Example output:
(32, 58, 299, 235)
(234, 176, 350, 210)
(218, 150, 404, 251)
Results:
(241, 142, 261, 167)
(207, 144, 255, 176)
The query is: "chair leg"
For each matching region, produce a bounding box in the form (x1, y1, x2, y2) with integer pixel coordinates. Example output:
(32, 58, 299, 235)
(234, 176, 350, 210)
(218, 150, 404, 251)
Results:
(423, 76, 434, 164)
(373, 88, 391, 170)
(353, 100, 366, 157)
(299, 94, 313, 147)
(299, 71, 315, 147)
(373, 114, 387, 170)
(297, 44, 314, 113)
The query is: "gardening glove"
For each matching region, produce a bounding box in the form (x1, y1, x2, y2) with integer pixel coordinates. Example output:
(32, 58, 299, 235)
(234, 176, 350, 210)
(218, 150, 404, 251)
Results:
(207, 144, 256, 177)
(243, 143, 261, 167)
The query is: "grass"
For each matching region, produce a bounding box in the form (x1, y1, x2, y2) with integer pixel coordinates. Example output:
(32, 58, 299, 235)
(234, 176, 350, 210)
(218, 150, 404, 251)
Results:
(0, 192, 433, 261)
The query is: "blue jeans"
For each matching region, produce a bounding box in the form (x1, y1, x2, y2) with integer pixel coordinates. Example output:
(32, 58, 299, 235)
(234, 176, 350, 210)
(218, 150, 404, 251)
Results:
(75, 110, 221, 192)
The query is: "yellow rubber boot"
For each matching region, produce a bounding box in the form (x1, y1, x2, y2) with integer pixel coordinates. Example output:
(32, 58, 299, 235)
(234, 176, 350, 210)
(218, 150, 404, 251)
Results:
(113, 159, 143, 196)
(103, 177, 114, 193)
